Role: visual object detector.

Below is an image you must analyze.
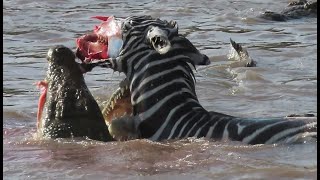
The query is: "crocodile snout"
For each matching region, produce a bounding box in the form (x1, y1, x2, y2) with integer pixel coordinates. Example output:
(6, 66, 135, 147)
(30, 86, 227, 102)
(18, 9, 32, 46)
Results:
(47, 45, 75, 63)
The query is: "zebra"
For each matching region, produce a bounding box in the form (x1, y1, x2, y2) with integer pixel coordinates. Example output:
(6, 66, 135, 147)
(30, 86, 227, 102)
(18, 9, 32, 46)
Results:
(92, 15, 317, 144)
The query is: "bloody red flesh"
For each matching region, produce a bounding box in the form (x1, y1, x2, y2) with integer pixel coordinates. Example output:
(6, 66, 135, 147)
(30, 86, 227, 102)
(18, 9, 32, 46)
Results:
(76, 33, 109, 61)
(76, 16, 121, 62)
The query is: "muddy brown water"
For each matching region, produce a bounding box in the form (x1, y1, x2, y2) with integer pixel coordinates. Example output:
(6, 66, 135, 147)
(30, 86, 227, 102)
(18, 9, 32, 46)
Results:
(3, 0, 317, 179)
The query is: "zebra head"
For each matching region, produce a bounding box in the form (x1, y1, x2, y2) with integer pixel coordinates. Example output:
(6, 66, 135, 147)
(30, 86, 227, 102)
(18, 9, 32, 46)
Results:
(109, 15, 210, 74)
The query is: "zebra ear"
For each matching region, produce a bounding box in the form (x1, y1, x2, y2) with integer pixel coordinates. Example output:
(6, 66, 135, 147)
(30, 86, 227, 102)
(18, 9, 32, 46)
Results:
(147, 26, 171, 54)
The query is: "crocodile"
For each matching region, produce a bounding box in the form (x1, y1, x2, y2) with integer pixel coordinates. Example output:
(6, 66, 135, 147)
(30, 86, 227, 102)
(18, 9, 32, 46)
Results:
(36, 45, 113, 142)
(259, 0, 317, 21)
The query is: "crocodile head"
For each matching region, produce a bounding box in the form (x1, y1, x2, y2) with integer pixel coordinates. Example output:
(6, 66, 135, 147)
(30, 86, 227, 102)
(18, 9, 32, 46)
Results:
(36, 45, 113, 142)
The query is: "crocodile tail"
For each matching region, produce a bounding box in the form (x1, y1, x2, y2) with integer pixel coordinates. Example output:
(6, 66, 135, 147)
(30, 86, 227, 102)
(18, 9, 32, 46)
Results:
(229, 38, 256, 67)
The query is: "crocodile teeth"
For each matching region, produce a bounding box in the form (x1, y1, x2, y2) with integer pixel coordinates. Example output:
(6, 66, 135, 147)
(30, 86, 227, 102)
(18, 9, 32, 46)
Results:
(111, 101, 114, 109)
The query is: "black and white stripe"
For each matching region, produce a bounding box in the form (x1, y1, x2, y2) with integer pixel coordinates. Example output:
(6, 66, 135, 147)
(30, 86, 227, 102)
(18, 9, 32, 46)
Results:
(109, 15, 317, 144)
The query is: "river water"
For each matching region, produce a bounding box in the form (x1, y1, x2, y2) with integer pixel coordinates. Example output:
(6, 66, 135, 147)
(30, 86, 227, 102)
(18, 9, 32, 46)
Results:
(3, 0, 317, 179)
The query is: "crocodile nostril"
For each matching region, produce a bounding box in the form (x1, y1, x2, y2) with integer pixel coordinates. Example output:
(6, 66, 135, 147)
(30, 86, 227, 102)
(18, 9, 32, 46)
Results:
(55, 45, 68, 53)
(47, 45, 75, 63)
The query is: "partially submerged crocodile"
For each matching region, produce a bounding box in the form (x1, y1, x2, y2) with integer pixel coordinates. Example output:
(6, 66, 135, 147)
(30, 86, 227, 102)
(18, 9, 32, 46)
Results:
(259, 0, 317, 21)
(36, 45, 113, 141)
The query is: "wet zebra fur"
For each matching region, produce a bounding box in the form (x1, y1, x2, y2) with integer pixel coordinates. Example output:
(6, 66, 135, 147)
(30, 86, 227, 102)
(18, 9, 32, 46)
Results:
(106, 16, 316, 144)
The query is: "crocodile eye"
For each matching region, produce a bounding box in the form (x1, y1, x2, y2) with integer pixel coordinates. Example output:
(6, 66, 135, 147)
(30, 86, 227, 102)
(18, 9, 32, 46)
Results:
(122, 20, 133, 32)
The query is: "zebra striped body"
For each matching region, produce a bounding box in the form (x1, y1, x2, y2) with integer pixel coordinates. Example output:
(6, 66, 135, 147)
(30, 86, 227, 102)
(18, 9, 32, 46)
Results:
(108, 16, 316, 144)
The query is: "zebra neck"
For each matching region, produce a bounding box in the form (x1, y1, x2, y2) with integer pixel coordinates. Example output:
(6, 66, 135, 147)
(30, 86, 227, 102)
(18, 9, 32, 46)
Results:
(148, 104, 237, 141)
(147, 103, 209, 140)
(135, 96, 205, 136)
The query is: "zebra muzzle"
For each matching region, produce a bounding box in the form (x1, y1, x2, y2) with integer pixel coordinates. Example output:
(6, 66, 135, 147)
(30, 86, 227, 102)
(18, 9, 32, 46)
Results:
(147, 26, 171, 54)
